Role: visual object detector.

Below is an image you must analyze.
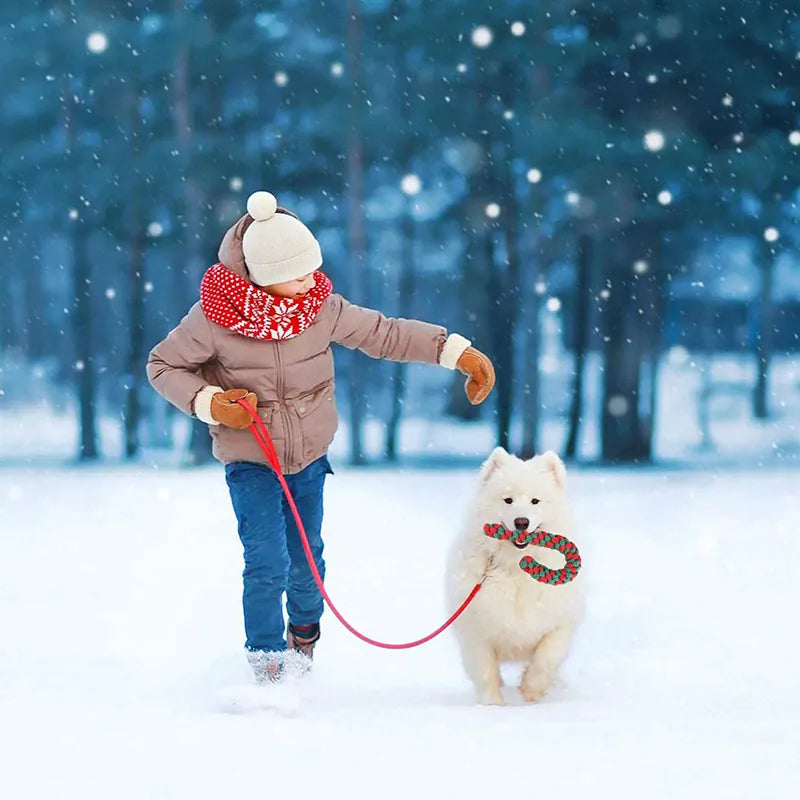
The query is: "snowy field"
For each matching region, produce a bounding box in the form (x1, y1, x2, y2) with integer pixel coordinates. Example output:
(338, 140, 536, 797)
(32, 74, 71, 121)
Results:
(1, 463, 798, 799)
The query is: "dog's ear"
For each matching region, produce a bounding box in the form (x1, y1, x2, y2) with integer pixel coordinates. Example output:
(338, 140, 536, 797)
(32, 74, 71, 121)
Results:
(540, 450, 567, 488)
(480, 447, 511, 482)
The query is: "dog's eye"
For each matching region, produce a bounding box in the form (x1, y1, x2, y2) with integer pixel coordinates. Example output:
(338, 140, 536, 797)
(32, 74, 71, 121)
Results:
(531, 498, 540, 505)
(503, 497, 513, 505)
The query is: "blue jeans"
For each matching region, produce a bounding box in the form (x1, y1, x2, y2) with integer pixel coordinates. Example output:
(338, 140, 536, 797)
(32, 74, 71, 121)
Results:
(225, 456, 332, 652)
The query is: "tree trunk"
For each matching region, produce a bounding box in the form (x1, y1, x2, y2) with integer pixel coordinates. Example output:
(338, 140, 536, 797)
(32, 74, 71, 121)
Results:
(171, 0, 212, 465)
(385, 205, 414, 461)
(519, 256, 542, 459)
(72, 220, 99, 461)
(125, 224, 145, 459)
(485, 232, 515, 450)
(698, 354, 714, 451)
(642, 260, 668, 459)
(489, 236, 521, 450)
(564, 234, 592, 460)
(600, 236, 650, 463)
(346, 0, 367, 465)
(753, 238, 774, 420)
(493, 123, 522, 451)
(0, 240, 19, 351)
(447, 52, 493, 423)
(22, 255, 46, 360)
(124, 83, 145, 460)
(490, 61, 521, 449)
(446, 226, 489, 421)
(64, 72, 98, 461)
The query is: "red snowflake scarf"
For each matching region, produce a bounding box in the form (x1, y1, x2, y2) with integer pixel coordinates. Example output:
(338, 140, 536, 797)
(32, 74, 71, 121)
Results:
(199, 263, 333, 340)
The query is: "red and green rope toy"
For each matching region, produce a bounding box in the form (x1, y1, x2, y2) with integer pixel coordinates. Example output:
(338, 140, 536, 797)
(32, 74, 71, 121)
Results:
(483, 523, 582, 585)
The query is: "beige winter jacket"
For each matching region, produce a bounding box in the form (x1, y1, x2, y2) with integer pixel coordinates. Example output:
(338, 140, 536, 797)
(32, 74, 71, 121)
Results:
(146, 214, 471, 473)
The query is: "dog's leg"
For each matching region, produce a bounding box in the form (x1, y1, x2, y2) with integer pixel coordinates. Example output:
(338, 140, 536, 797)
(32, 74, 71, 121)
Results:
(459, 635, 504, 705)
(520, 625, 574, 702)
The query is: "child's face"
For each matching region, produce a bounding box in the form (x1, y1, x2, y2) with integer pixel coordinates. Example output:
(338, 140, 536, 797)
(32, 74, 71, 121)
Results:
(262, 272, 317, 299)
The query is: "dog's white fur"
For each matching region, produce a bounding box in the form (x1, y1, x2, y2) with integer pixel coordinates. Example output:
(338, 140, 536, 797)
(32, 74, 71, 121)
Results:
(447, 447, 584, 704)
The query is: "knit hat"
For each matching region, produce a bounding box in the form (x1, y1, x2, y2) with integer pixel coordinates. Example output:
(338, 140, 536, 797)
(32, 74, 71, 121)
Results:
(241, 191, 323, 286)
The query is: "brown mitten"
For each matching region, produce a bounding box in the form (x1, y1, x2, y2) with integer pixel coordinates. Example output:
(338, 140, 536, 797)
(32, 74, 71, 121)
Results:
(210, 388, 258, 429)
(456, 347, 495, 405)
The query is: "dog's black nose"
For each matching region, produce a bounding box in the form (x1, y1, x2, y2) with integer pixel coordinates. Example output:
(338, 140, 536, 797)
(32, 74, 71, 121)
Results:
(514, 517, 529, 531)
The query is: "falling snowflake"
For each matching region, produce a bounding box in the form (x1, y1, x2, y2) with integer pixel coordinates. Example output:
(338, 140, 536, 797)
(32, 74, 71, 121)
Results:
(644, 130, 665, 151)
(401, 174, 421, 195)
(471, 26, 493, 48)
(527, 168, 542, 184)
(87, 32, 108, 53)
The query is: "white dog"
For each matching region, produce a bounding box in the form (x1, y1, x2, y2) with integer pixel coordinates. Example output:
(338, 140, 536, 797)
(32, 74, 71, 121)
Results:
(447, 447, 584, 705)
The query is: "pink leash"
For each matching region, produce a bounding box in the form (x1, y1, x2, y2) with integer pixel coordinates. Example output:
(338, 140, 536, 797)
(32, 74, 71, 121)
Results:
(237, 398, 483, 649)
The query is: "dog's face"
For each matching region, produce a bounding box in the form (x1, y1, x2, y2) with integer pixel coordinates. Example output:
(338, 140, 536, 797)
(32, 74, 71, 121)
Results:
(474, 447, 568, 555)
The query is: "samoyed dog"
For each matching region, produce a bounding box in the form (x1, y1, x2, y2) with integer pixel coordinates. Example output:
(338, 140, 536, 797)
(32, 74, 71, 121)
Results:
(447, 447, 584, 705)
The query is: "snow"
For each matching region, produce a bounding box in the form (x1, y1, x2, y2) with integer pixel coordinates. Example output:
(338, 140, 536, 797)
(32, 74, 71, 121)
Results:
(1, 463, 798, 799)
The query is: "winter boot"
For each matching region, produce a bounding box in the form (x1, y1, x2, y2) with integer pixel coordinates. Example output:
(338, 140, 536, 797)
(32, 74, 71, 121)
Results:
(246, 649, 284, 684)
(287, 621, 321, 661)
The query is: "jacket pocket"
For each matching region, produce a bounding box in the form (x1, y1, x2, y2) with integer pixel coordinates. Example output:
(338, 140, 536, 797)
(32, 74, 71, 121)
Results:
(289, 381, 337, 458)
(255, 403, 277, 427)
(212, 404, 277, 464)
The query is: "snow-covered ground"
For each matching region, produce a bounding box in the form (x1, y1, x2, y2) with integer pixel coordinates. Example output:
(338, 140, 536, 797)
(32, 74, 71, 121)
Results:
(1, 463, 797, 799)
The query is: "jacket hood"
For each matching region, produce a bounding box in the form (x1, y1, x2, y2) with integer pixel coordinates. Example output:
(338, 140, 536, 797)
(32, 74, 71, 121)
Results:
(217, 213, 253, 281)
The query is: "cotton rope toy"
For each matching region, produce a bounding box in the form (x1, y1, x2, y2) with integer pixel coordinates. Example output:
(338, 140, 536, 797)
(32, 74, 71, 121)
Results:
(483, 523, 582, 585)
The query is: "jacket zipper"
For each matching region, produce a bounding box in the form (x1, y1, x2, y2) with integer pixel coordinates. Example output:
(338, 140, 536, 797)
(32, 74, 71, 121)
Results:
(275, 342, 292, 470)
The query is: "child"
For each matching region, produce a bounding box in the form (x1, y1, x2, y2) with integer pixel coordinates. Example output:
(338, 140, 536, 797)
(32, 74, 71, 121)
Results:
(146, 191, 495, 682)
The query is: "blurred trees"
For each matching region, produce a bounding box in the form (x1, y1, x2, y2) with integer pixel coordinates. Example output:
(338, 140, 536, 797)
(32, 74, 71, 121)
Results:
(1, 0, 798, 465)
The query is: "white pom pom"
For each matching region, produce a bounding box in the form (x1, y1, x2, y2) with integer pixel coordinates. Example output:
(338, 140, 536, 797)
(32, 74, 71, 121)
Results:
(247, 191, 278, 221)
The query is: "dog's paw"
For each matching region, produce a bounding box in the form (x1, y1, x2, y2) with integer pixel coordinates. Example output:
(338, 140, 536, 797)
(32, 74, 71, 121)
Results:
(477, 687, 505, 706)
(519, 683, 547, 703)
(519, 672, 553, 703)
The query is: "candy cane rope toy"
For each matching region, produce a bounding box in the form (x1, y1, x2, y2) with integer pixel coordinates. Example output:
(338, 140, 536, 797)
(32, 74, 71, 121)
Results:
(483, 523, 582, 585)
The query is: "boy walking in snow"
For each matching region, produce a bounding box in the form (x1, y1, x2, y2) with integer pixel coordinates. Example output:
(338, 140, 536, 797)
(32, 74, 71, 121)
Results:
(146, 191, 494, 682)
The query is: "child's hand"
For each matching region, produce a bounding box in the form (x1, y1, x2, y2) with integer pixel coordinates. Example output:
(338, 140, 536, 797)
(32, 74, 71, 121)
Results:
(456, 347, 495, 405)
(210, 388, 259, 428)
